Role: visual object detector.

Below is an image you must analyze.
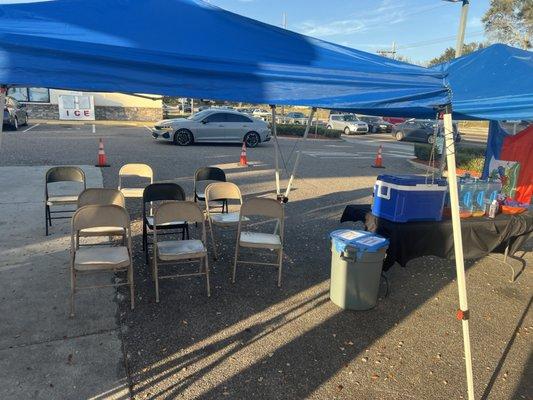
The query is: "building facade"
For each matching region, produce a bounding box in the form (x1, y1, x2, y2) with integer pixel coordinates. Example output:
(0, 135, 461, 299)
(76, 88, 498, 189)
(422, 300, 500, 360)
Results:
(7, 88, 163, 121)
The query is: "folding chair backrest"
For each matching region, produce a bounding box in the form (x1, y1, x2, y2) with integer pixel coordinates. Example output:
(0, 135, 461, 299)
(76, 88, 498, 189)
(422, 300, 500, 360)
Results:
(205, 182, 242, 203)
(154, 201, 204, 225)
(143, 183, 186, 203)
(72, 204, 130, 232)
(77, 188, 125, 208)
(195, 167, 226, 183)
(118, 164, 153, 186)
(46, 166, 86, 185)
(240, 198, 284, 220)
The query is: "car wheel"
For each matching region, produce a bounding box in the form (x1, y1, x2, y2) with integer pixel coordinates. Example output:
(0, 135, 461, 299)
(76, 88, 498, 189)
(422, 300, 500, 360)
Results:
(244, 131, 260, 148)
(395, 131, 404, 141)
(21, 114, 28, 126)
(174, 129, 193, 146)
(344, 127, 351, 135)
(427, 135, 436, 144)
(371, 126, 377, 133)
(12, 117, 18, 131)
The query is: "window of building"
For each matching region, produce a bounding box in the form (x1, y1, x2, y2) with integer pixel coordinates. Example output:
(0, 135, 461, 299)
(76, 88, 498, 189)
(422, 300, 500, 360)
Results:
(7, 87, 50, 103)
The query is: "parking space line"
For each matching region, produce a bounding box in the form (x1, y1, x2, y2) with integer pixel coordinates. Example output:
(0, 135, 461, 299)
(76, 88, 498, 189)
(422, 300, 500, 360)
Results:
(144, 125, 153, 132)
(22, 123, 40, 133)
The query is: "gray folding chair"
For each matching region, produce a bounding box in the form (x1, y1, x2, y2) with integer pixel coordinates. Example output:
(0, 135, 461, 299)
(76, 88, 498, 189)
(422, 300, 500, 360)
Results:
(70, 204, 134, 317)
(233, 198, 285, 287)
(205, 182, 247, 260)
(77, 188, 126, 239)
(151, 201, 210, 302)
(118, 163, 153, 199)
(45, 166, 86, 235)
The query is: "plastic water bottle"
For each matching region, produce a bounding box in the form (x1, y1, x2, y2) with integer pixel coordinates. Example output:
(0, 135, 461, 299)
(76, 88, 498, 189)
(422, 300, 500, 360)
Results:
(488, 200, 498, 219)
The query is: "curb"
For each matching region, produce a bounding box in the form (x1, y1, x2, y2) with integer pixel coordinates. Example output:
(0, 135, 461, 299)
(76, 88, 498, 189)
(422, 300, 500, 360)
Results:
(28, 119, 156, 127)
(407, 158, 440, 174)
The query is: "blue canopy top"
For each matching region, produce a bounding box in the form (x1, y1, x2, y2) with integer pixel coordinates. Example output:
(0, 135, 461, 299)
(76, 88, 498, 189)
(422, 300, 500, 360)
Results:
(0, 0, 449, 118)
(436, 44, 533, 121)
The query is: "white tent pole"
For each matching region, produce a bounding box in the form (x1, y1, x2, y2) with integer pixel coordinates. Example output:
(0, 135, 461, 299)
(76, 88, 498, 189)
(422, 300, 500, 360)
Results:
(284, 107, 316, 199)
(0, 86, 6, 153)
(443, 106, 475, 400)
(270, 105, 281, 196)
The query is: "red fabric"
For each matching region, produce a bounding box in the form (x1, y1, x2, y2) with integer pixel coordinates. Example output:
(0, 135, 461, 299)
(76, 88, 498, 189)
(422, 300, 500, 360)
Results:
(500, 125, 533, 204)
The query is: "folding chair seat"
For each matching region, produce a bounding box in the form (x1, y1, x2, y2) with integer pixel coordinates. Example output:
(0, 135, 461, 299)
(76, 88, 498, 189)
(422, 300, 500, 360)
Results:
(45, 166, 86, 236)
(70, 204, 134, 316)
(151, 201, 210, 302)
(233, 198, 285, 287)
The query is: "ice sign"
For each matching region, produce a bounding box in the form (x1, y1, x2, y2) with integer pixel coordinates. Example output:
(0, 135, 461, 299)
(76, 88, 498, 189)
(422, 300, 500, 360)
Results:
(338, 230, 368, 241)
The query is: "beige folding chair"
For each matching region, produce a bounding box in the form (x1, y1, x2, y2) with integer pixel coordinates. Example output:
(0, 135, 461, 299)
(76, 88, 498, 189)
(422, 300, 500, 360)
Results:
(205, 182, 248, 260)
(77, 188, 126, 238)
(118, 163, 153, 198)
(70, 205, 134, 317)
(233, 198, 284, 287)
(152, 201, 210, 302)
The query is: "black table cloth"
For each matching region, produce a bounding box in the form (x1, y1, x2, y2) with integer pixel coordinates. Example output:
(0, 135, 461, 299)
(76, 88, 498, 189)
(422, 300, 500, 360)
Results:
(341, 205, 533, 270)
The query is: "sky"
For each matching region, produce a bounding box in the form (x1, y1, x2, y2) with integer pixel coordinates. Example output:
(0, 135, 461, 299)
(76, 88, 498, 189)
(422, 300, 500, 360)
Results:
(208, 0, 491, 64)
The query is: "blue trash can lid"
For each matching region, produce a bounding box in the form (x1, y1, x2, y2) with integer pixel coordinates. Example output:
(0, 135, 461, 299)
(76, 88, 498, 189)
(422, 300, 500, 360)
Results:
(377, 174, 447, 187)
(330, 229, 389, 254)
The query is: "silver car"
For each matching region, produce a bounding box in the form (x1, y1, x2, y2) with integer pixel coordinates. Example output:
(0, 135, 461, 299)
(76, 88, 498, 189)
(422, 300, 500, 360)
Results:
(327, 114, 368, 134)
(152, 109, 271, 147)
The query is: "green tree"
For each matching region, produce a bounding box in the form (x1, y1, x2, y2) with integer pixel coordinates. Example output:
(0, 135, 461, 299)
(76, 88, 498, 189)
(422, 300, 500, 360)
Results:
(427, 42, 485, 66)
(482, 0, 532, 49)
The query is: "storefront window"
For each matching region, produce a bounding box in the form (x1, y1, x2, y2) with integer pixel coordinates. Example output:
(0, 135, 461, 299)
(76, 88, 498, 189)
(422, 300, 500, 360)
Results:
(7, 87, 50, 103)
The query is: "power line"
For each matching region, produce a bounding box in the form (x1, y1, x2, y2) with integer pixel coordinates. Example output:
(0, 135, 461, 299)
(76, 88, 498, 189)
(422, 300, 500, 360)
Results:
(398, 30, 485, 50)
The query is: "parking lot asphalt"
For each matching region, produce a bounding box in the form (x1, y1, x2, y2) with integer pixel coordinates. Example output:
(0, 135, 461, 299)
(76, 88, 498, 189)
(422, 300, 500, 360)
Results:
(0, 124, 530, 400)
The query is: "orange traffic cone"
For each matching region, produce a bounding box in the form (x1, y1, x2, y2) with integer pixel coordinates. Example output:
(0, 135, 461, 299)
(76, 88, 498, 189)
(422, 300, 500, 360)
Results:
(371, 145, 385, 168)
(95, 138, 110, 167)
(239, 141, 248, 166)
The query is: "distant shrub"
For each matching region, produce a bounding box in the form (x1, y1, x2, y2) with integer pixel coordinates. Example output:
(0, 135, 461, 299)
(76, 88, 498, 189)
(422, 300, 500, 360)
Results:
(414, 143, 486, 173)
(276, 124, 342, 139)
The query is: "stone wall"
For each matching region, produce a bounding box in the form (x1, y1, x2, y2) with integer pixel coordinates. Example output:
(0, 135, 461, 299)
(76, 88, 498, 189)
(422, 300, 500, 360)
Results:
(94, 106, 162, 121)
(24, 104, 162, 121)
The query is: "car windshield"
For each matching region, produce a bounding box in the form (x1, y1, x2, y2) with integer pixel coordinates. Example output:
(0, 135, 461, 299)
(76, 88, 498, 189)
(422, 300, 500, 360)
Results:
(188, 110, 212, 121)
(342, 115, 357, 121)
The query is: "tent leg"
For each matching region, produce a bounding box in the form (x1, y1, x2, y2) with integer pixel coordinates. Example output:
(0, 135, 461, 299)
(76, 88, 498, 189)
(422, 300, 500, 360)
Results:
(0, 87, 6, 153)
(284, 107, 316, 199)
(443, 107, 475, 400)
(270, 105, 281, 196)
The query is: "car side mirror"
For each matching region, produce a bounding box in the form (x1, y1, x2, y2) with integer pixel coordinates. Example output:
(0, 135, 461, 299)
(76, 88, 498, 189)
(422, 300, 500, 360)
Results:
(202, 120, 208, 124)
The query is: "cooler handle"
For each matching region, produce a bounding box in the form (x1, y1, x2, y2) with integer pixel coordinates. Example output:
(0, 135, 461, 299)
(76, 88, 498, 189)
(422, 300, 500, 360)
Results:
(375, 182, 391, 200)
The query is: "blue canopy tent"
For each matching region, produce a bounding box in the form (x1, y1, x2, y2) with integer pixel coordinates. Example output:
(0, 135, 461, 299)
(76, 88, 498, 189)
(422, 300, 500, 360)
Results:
(435, 44, 533, 121)
(6, 2, 533, 400)
(0, 0, 450, 117)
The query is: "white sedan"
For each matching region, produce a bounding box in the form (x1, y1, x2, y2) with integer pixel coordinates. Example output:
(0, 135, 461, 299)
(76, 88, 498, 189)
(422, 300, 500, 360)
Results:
(151, 109, 271, 147)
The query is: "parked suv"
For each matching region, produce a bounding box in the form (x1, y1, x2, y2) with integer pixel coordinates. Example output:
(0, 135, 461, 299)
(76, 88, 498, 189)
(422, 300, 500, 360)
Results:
(3, 96, 28, 130)
(327, 114, 368, 135)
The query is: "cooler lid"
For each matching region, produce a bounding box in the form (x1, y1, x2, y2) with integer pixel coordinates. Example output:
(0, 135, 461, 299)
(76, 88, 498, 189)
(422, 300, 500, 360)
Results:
(377, 174, 447, 187)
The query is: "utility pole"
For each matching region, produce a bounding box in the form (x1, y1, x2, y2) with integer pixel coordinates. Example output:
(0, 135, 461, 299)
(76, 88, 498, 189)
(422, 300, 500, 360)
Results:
(455, 0, 469, 57)
(377, 41, 396, 59)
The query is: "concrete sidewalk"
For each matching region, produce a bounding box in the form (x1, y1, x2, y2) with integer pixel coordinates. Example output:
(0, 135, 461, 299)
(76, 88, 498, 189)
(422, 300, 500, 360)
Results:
(0, 166, 129, 400)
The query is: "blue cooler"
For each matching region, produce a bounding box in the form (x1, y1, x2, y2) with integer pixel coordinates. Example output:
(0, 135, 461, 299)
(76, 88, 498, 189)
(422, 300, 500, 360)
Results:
(372, 175, 448, 222)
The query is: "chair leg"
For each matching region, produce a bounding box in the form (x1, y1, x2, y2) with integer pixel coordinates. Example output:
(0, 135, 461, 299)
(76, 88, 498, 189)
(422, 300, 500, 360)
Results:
(277, 248, 283, 287)
(153, 257, 160, 303)
(205, 256, 211, 297)
(45, 205, 49, 236)
(232, 244, 240, 283)
(185, 225, 190, 240)
(142, 224, 146, 251)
